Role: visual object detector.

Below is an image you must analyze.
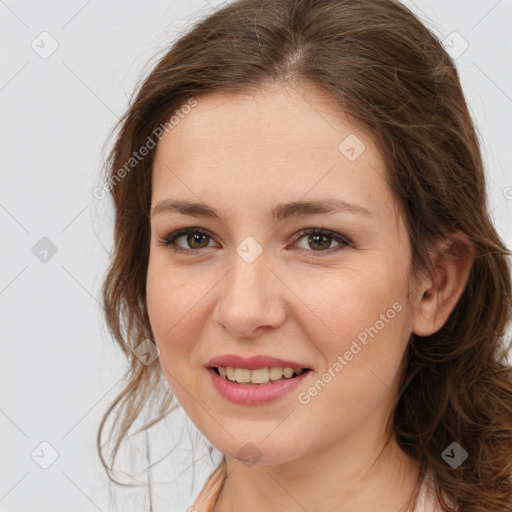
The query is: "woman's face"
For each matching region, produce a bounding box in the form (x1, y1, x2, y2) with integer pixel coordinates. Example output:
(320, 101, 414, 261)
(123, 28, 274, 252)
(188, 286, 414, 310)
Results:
(146, 84, 424, 465)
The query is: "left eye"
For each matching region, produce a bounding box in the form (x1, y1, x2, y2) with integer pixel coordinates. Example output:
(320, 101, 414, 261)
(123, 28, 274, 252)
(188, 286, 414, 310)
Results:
(294, 228, 351, 253)
(159, 227, 351, 255)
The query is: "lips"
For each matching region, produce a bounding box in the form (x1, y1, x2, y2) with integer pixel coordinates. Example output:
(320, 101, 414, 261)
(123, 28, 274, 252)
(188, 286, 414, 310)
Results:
(205, 354, 312, 405)
(207, 366, 311, 405)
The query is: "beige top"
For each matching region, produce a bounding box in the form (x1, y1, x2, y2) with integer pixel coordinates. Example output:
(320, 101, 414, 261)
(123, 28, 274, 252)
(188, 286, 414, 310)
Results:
(188, 458, 444, 511)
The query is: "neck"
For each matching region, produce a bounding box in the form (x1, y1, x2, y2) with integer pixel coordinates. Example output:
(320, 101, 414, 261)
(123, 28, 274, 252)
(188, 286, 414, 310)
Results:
(213, 436, 421, 512)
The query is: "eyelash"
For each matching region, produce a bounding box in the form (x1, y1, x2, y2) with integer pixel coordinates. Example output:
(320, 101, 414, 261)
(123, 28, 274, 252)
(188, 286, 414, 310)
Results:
(157, 226, 352, 257)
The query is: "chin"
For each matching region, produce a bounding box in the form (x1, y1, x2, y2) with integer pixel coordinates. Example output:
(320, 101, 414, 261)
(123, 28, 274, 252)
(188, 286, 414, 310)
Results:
(214, 436, 302, 467)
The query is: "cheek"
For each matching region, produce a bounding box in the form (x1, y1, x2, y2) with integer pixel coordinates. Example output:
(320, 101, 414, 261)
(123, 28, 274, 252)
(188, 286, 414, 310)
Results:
(146, 263, 188, 352)
(146, 261, 216, 363)
(292, 269, 413, 417)
(296, 285, 410, 423)
(294, 265, 409, 353)
(145, 265, 210, 408)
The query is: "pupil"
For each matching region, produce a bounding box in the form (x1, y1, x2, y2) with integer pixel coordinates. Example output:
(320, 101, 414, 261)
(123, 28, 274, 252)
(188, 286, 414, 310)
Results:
(189, 233, 208, 248)
(310, 233, 330, 250)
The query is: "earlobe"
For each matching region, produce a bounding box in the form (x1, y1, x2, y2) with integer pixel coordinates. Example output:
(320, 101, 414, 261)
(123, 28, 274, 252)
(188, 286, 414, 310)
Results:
(412, 231, 474, 337)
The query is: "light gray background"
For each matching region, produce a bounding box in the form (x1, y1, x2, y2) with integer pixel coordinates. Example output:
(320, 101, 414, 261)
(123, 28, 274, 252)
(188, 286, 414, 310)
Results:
(1, 1, 511, 511)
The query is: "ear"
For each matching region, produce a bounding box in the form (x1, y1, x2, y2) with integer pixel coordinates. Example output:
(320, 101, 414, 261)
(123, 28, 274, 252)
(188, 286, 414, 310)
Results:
(412, 231, 474, 337)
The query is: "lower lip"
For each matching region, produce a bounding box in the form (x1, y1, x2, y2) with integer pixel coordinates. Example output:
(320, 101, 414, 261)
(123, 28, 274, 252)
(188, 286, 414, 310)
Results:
(207, 368, 310, 405)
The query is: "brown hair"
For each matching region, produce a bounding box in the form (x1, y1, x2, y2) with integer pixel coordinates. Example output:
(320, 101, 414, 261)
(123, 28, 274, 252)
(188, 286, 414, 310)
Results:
(97, 0, 512, 510)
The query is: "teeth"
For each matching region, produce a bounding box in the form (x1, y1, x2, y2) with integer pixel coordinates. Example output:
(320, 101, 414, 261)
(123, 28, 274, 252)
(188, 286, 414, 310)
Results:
(269, 367, 283, 381)
(226, 367, 235, 381)
(216, 366, 306, 385)
(251, 368, 269, 384)
(282, 367, 294, 378)
(235, 368, 251, 383)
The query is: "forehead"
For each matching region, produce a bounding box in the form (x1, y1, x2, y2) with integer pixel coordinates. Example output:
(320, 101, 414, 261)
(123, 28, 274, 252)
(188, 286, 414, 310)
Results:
(151, 84, 394, 221)
(158, 84, 371, 158)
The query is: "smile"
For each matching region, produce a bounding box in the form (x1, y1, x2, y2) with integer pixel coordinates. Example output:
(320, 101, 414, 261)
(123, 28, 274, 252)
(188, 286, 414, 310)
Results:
(207, 367, 311, 405)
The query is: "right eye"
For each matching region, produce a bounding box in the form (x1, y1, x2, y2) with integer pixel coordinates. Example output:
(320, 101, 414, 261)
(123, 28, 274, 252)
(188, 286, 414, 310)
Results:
(158, 227, 218, 255)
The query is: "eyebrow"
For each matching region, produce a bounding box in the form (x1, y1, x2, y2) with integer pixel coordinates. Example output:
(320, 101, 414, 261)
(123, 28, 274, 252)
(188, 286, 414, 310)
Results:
(151, 198, 373, 222)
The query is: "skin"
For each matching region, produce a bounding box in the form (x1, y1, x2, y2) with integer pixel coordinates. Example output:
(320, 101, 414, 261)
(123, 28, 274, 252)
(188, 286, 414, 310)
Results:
(146, 82, 473, 511)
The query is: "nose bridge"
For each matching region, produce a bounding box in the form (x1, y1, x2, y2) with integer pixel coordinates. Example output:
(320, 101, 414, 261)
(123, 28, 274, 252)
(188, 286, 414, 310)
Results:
(213, 239, 285, 336)
(225, 240, 271, 306)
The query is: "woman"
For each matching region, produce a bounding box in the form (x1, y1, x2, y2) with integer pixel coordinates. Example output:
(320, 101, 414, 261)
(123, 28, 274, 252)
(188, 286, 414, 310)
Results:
(97, 0, 512, 511)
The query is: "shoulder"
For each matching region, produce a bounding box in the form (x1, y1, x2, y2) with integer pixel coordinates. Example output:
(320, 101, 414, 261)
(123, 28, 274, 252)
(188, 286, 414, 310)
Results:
(188, 458, 227, 512)
(415, 474, 438, 512)
(414, 471, 456, 512)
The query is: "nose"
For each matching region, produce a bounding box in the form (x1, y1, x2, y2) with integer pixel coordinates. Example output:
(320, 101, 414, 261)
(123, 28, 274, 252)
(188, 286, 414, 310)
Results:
(212, 248, 287, 339)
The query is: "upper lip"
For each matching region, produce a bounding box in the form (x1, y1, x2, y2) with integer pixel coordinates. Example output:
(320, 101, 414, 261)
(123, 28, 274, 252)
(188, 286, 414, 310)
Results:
(206, 354, 310, 370)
